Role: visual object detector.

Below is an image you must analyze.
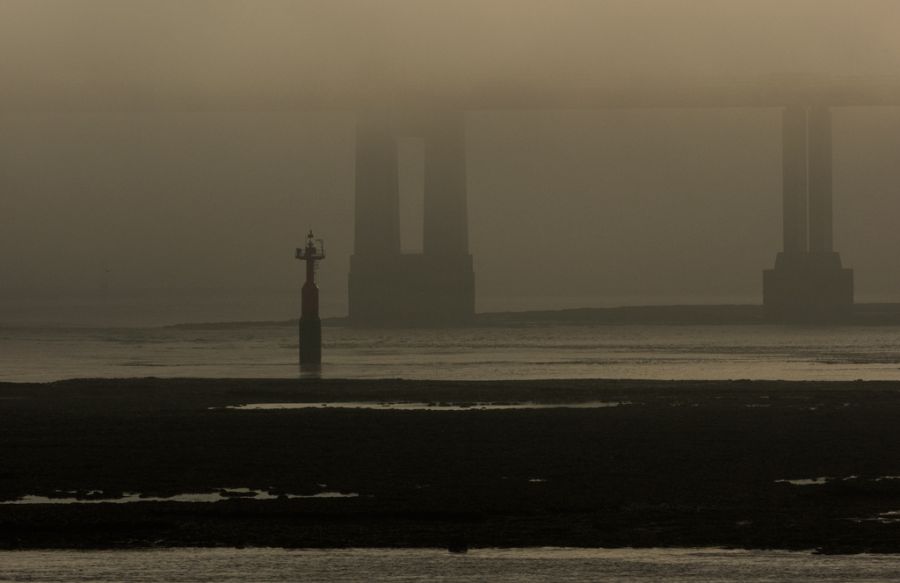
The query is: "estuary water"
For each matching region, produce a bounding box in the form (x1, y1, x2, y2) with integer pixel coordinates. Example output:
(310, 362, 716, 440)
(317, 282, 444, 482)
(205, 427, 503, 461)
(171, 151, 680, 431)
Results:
(1, 323, 900, 383)
(2, 548, 900, 582)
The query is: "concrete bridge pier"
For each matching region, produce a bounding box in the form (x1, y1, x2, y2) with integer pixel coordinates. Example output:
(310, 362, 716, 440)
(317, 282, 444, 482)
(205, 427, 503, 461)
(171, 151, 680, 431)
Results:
(347, 109, 404, 325)
(348, 109, 475, 326)
(419, 110, 476, 323)
(763, 106, 853, 321)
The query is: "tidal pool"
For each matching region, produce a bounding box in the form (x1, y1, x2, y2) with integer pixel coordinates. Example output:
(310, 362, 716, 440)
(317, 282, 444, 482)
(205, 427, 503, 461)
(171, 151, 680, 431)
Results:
(0, 488, 359, 505)
(222, 401, 631, 411)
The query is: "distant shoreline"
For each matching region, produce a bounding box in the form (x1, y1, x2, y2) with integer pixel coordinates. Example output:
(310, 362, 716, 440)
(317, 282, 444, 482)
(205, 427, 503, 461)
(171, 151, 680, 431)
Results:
(160, 302, 900, 330)
(5, 302, 900, 330)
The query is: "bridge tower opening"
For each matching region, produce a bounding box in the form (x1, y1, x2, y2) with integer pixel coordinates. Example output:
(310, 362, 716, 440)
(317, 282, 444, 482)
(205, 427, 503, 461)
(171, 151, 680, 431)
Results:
(348, 109, 475, 326)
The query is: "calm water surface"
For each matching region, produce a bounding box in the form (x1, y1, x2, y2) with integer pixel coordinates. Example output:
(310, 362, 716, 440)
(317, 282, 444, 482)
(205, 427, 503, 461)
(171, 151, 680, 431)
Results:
(3, 548, 900, 582)
(2, 324, 900, 382)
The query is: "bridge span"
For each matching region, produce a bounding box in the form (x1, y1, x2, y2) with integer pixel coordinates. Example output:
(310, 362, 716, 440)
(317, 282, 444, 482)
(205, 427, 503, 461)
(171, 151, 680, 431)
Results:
(12, 77, 900, 324)
(7, 77, 900, 112)
(345, 78, 900, 325)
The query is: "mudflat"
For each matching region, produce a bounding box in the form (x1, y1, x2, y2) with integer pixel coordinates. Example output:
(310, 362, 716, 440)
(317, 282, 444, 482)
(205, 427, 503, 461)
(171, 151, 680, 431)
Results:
(3, 377, 900, 553)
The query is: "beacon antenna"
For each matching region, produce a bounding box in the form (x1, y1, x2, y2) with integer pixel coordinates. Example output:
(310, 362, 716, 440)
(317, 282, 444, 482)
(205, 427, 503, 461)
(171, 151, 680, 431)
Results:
(296, 230, 325, 373)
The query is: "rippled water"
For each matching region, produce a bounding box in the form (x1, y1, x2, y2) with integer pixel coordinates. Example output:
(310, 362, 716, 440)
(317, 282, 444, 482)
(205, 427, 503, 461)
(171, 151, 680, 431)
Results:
(2, 323, 900, 382)
(3, 548, 900, 582)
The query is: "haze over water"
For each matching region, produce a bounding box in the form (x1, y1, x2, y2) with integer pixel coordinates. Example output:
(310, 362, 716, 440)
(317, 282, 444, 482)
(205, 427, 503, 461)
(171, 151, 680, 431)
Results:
(5, 1, 900, 319)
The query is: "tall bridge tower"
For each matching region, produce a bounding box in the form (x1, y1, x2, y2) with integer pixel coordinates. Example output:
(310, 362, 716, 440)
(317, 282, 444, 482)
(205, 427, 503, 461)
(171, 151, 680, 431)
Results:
(348, 109, 475, 326)
(763, 106, 854, 321)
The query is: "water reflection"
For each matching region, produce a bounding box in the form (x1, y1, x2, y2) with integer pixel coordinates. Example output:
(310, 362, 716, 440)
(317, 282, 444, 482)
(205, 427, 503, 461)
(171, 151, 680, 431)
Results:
(300, 364, 322, 380)
(775, 476, 900, 486)
(1, 488, 359, 505)
(8, 324, 900, 383)
(222, 401, 631, 411)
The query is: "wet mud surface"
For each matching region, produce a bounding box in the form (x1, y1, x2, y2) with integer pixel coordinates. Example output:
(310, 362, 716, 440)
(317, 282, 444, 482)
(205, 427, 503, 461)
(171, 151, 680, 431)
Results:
(4, 377, 900, 552)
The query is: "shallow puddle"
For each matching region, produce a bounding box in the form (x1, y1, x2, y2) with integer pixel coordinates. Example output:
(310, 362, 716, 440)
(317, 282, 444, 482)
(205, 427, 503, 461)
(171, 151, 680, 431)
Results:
(775, 476, 900, 486)
(775, 477, 833, 486)
(852, 510, 900, 524)
(1, 488, 359, 505)
(222, 401, 631, 411)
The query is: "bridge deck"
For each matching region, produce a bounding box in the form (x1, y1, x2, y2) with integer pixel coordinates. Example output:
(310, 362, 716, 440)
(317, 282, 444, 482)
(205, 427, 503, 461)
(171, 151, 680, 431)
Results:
(6, 79, 900, 112)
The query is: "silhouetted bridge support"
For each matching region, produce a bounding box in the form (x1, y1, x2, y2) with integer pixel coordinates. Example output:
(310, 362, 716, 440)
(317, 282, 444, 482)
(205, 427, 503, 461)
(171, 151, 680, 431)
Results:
(349, 103, 857, 326)
(348, 109, 475, 326)
(764, 106, 853, 322)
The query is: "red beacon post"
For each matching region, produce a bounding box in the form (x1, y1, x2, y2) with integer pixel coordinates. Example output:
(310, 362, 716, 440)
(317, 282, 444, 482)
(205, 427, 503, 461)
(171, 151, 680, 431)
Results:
(295, 230, 325, 370)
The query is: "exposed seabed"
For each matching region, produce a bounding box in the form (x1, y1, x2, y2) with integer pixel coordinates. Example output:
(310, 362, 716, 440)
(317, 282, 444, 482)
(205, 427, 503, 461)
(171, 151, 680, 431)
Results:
(4, 377, 900, 553)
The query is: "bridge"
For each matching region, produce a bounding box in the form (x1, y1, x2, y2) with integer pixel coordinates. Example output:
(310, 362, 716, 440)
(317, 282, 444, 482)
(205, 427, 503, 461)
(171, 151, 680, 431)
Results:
(337, 78, 900, 325)
(8, 76, 900, 111)
(12, 76, 900, 324)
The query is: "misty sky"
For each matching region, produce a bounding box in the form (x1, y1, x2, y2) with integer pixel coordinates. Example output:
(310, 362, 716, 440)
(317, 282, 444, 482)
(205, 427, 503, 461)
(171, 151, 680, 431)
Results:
(2, 1, 900, 325)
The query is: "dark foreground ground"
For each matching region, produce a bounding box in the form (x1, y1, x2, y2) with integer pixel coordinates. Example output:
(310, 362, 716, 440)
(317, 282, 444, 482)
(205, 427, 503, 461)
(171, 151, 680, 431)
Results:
(4, 378, 900, 553)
